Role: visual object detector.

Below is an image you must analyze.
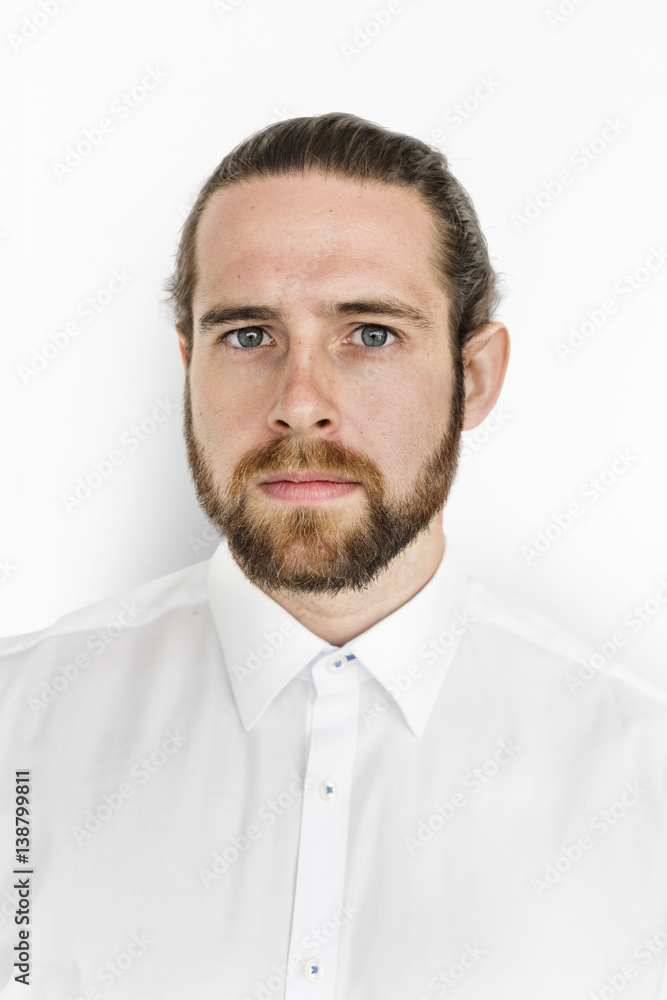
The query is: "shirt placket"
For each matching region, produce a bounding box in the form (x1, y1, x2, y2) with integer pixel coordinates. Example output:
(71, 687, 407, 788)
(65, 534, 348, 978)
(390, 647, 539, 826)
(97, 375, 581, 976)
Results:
(284, 651, 360, 1000)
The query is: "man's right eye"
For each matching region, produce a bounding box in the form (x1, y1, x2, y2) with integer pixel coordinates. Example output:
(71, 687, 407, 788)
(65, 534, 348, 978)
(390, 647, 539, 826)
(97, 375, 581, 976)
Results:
(218, 327, 274, 349)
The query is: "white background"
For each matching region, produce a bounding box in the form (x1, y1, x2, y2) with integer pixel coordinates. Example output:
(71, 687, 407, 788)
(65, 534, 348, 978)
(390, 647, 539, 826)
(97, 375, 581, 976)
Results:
(1, 0, 665, 687)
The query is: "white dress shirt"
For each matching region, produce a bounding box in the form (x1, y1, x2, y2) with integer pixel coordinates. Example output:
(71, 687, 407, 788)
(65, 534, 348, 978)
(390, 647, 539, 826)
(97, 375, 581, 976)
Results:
(1, 534, 667, 1000)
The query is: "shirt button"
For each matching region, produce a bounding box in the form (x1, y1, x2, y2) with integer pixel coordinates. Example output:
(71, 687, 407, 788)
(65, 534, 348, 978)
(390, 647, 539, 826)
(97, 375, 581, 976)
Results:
(326, 652, 356, 673)
(303, 957, 323, 981)
(319, 779, 337, 801)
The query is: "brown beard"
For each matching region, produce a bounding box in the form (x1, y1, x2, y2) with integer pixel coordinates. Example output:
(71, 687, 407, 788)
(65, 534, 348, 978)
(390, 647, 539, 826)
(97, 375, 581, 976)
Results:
(182, 357, 466, 596)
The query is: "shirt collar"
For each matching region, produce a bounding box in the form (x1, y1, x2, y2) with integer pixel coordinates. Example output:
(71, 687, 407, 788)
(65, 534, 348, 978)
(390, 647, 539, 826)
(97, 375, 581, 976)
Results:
(207, 533, 473, 738)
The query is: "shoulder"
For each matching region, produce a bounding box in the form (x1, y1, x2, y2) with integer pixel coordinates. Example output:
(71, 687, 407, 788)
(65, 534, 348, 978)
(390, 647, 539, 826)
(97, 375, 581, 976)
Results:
(462, 569, 667, 715)
(0, 556, 212, 679)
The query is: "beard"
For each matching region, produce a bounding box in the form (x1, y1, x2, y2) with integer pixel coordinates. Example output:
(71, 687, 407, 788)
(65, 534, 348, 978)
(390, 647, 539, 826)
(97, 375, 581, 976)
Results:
(183, 357, 466, 597)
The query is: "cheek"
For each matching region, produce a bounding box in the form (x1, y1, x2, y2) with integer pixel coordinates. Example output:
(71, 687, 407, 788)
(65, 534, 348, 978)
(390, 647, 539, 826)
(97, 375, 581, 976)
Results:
(189, 368, 261, 460)
(350, 372, 449, 470)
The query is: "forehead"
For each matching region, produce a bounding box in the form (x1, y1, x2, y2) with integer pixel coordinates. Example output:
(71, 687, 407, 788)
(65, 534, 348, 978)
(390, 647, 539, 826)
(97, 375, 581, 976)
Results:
(193, 172, 447, 308)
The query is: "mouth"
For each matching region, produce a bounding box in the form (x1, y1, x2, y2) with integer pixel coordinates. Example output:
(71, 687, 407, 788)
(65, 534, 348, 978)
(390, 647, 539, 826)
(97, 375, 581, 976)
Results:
(256, 471, 360, 503)
(258, 471, 357, 485)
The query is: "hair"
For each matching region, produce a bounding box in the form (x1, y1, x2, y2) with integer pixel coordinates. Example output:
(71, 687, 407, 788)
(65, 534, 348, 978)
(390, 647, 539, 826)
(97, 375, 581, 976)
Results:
(164, 112, 503, 367)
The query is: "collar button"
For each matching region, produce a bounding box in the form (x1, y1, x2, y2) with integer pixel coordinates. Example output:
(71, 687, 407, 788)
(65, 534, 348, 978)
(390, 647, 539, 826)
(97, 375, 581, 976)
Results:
(326, 652, 356, 673)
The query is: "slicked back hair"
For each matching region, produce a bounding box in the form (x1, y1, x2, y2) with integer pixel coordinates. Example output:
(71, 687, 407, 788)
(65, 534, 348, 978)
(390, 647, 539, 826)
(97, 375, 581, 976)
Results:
(164, 112, 502, 367)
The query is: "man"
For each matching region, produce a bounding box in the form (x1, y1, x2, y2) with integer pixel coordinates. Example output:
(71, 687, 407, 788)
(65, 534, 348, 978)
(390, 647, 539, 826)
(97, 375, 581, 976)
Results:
(1, 112, 666, 1000)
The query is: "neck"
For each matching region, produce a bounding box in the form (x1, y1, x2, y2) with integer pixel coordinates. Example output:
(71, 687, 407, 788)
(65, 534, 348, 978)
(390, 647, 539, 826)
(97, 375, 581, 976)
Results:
(259, 518, 446, 647)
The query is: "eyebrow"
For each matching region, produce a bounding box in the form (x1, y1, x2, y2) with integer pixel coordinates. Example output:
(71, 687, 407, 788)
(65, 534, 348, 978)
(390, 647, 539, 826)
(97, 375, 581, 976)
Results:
(197, 298, 437, 334)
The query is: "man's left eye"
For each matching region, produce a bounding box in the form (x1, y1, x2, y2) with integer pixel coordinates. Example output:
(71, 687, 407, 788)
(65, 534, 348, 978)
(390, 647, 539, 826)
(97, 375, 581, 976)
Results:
(351, 324, 397, 348)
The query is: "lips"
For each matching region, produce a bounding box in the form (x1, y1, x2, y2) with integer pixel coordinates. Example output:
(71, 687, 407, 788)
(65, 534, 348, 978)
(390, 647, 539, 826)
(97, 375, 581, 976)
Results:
(259, 472, 357, 484)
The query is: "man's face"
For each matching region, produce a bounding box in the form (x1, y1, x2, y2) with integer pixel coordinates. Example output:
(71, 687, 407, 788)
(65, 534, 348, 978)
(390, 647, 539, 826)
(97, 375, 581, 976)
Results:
(180, 171, 466, 595)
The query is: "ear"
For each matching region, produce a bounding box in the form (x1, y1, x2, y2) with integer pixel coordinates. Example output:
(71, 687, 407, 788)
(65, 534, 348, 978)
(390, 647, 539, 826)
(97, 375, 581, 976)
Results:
(461, 321, 510, 431)
(176, 324, 189, 373)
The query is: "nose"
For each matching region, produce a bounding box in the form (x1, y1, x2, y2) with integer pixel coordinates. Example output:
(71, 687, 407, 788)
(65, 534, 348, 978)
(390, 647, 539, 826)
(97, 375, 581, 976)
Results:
(266, 337, 341, 437)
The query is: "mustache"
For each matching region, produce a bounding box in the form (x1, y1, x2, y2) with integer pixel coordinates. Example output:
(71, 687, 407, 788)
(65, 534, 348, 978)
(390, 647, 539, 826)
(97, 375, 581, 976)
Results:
(227, 435, 384, 492)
